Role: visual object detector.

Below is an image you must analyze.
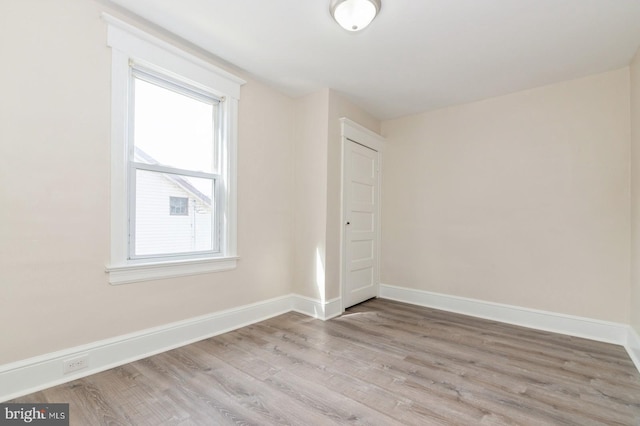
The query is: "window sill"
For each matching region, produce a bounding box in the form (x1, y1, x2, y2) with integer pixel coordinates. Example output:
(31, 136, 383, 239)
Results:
(106, 257, 238, 285)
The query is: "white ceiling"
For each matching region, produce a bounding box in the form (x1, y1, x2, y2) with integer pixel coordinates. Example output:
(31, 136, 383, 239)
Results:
(107, 0, 640, 120)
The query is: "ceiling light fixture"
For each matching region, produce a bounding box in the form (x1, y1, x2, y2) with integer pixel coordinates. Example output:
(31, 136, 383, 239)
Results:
(330, 0, 381, 32)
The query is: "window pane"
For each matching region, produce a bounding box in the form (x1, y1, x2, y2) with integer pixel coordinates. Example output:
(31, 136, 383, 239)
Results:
(169, 196, 189, 216)
(134, 78, 216, 173)
(134, 170, 214, 257)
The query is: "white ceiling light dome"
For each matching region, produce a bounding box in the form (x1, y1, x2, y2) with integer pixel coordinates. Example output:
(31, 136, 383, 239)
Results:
(330, 0, 381, 32)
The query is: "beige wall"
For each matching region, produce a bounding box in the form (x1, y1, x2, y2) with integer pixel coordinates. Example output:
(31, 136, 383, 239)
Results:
(291, 89, 380, 302)
(381, 69, 631, 322)
(3, 0, 636, 371)
(631, 49, 640, 333)
(0, 0, 295, 364)
(292, 90, 330, 299)
(0, 0, 379, 367)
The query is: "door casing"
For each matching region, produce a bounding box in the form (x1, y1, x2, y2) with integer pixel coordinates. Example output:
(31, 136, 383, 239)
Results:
(339, 118, 385, 312)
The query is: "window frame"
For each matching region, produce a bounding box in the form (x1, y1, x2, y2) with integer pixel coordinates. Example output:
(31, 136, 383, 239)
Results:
(128, 67, 221, 261)
(104, 14, 244, 285)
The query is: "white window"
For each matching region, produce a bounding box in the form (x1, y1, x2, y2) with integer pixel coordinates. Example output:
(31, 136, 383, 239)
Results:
(131, 68, 218, 259)
(169, 197, 189, 216)
(104, 15, 245, 285)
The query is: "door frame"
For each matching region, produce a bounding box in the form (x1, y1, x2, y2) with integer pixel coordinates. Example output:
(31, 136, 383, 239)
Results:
(339, 118, 385, 312)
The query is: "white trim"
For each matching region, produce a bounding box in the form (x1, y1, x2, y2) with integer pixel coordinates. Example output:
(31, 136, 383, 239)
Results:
(223, 97, 240, 256)
(627, 327, 640, 373)
(103, 14, 245, 98)
(291, 296, 342, 320)
(0, 294, 343, 402)
(339, 118, 385, 312)
(340, 118, 385, 153)
(380, 283, 628, 344)
(109, 48, 130, 266)
(105, 14, 244, 284)
(106, 257, 239, 285)
(380, 284, 640, 374)
(3, 289, 637, 401)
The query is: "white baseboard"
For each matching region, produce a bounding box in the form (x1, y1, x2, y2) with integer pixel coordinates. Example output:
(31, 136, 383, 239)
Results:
(627, 327, 640, 372)
(5, 286, 637, 402)
(379, 283, 628, 343)
(379, 283, 640, 374)
(292, 295, 342, 320)
(0, 293, 336, 402)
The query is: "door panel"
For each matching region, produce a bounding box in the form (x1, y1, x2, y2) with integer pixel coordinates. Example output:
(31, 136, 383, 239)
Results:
(351, 211, 374, 231)
(351, 240, 374, 261)
(344, 140, 379, 308)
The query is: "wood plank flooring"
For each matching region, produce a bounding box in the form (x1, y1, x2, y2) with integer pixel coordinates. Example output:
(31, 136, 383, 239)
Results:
(11, 298, 640, 425)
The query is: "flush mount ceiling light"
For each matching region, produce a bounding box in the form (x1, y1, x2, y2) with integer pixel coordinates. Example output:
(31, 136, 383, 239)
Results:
(330, 0, 381, 32)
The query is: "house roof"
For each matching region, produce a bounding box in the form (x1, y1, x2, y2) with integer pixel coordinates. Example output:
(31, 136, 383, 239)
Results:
(134, 147, 212, 207)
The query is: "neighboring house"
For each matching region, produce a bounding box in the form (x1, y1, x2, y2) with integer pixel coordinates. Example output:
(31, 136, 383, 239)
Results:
(134, 147, 213, 256)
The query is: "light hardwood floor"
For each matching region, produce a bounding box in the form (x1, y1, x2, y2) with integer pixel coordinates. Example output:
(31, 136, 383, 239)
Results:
(12, 298, 640, 425)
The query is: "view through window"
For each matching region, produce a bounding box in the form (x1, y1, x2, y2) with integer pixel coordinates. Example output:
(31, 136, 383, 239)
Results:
(130, 71, 220, 259)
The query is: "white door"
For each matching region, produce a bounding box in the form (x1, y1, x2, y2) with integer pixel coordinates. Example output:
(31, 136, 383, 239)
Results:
(344, 140, 379, 308)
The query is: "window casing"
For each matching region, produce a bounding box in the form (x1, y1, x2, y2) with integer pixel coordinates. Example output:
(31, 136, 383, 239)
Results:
(104, 14, 244, 285)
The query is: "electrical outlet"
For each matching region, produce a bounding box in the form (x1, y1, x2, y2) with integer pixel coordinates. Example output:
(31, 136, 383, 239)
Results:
(63, 354, 89, 374)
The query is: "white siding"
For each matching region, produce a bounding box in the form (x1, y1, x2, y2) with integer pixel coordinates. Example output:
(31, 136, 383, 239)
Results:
(135, 170, 213, 256)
